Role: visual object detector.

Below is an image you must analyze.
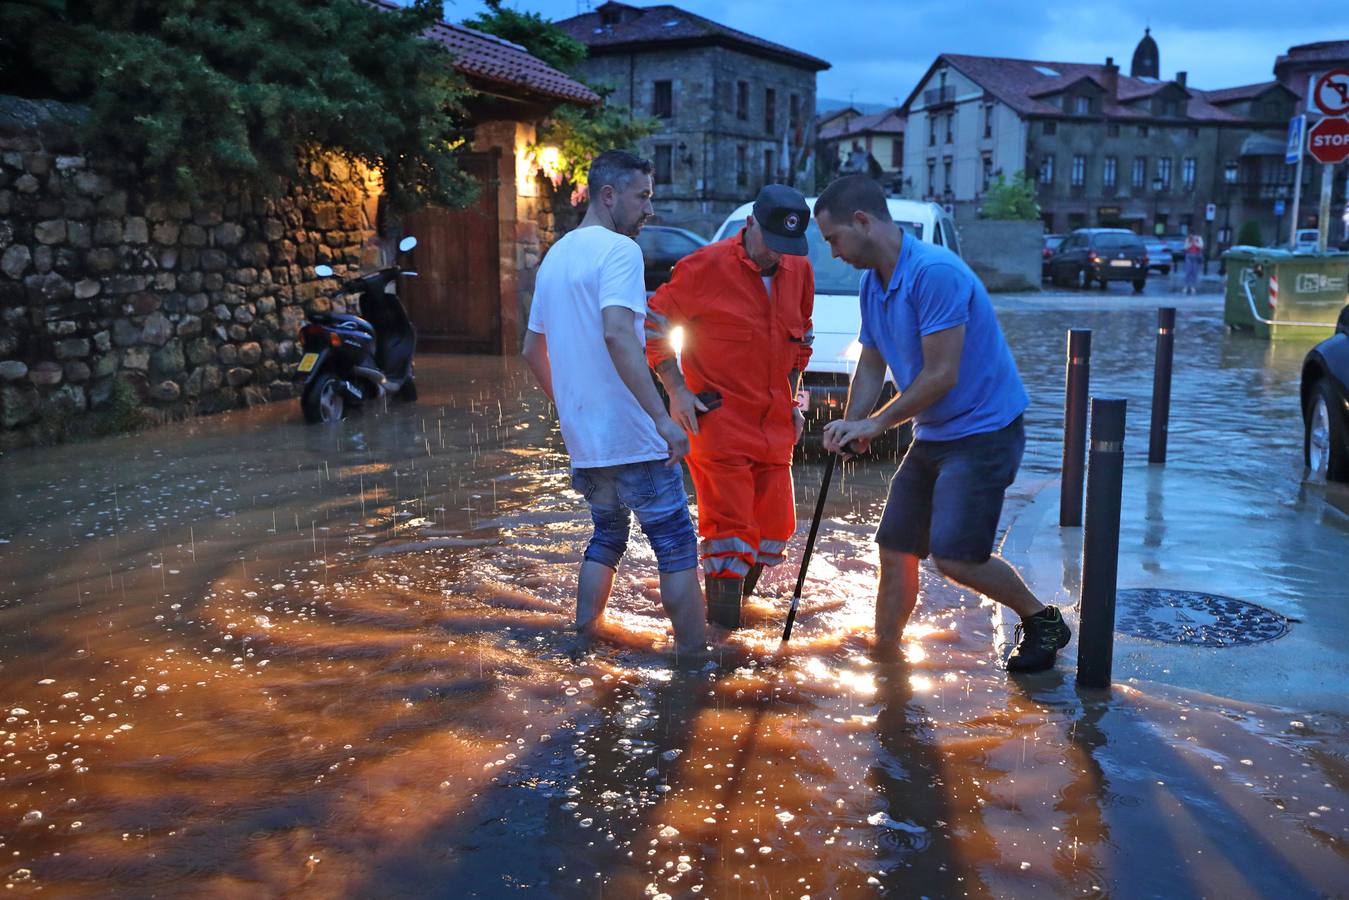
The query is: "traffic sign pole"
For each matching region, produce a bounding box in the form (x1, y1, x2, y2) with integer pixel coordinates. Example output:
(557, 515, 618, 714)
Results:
(1289, 118, 1306, 248)
(1319, 164, 1333, 253)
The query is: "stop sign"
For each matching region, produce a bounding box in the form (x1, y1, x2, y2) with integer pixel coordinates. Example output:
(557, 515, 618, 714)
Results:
(1308, 116, 1349, 164)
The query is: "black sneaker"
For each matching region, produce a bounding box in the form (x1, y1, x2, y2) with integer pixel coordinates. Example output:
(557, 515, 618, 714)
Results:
(1007, 606, 1071, 673)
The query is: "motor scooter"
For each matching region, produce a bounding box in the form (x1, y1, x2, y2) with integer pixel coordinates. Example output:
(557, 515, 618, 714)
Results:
(296, 236, 418, 423)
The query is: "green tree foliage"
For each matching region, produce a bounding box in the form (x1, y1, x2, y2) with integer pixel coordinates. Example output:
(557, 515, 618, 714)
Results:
(981, 171, 1041, 220)
(2, 0, 476, 210)
(1237, 220, 1264, 247)
(463, 0, 656, 201)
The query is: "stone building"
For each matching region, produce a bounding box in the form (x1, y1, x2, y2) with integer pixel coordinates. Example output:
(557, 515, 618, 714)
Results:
(0, 18, 596, 446)
(555, 1, 829, 237)
(899, 31, 1322, 248)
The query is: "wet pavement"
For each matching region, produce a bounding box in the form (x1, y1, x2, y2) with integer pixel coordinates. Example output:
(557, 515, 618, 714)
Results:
(0, 281, 1346, 896)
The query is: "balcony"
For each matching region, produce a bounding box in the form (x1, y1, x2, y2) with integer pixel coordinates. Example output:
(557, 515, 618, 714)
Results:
(923, 85, 956, 108)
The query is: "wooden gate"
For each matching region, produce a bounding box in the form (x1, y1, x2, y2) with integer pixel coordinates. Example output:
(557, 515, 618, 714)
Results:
(400, 152, 501, 353)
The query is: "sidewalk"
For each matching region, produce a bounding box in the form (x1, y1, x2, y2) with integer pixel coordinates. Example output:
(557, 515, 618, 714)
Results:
(998, 472, 1349, 715)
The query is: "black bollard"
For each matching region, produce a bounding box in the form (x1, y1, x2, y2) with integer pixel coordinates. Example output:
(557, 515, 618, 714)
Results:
(1077, 397, 1126, 690)
(1059, 329, 1092, 527)
(1148, 307, 1176, 465)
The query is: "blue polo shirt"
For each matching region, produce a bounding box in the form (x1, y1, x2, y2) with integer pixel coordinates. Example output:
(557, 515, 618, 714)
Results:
(858, 236, 1027, 442)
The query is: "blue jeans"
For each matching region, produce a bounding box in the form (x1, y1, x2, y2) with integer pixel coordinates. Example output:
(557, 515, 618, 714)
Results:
(570, 460, 698, 574)
(1183, 253, 1201, 289)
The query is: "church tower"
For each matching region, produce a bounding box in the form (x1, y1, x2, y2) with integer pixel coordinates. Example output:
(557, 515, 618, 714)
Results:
(1131, 28, 1159, 79)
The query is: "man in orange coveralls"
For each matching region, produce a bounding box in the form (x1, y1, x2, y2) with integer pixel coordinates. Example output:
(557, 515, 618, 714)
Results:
(646, 184, 814, 628)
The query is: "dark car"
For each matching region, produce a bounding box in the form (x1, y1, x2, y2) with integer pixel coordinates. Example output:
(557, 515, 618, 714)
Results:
(1047, 228, 1148, 291)
(1142, 237, 1172, 274)
(1041, 234, 1064, 279)
(1301, 303, 1349, 482)
(635, 225, 708, 291)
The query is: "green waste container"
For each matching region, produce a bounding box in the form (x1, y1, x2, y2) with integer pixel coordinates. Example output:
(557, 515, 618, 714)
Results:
(1223, 246, 1349, 339)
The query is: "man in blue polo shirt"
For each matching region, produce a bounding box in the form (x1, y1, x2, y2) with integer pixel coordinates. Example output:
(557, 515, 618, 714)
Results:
(816, 174, 1069, 673)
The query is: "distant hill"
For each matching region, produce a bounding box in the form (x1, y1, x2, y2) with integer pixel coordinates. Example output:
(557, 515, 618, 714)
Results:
(817, 97, 892, 116)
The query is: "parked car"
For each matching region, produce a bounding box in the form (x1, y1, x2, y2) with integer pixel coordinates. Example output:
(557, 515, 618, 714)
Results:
(711, 197, 961, 432)
(1293, 228, 1320, 253)
(1046, 228, 1148, 291)
(635, 225, 708, 290)
(1301, 302, 1349, 482)
(1160, 234, 1189, 261)
(1042, 234, 1064, 279)
(1142, 237, 1172, 274)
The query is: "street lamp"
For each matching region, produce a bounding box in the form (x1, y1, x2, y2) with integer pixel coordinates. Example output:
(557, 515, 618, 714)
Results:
(1152, 176, 1164, 236)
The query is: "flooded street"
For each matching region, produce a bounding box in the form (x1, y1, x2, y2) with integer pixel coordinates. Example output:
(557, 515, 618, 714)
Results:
(1, 289, 1346, 896)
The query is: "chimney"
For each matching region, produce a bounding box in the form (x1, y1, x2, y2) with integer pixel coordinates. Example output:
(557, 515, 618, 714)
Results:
(1101, 56, 1119, 100)
(1176, 71, 1188, 88)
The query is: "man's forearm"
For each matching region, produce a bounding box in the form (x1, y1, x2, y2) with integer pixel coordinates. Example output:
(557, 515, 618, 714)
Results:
(844, 362, 887, 422)
(521, 332, 554, 401)
(608, 333, 673, 424)
(870, 368, 952, 430)
(654, 357, 688, 395)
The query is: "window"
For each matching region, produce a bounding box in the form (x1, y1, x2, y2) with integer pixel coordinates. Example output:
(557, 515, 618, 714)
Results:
(1103, 156, 1117, 188)
(891, 141, 902, 169)
(929, 116, 937, 147)
(736, 145, 747, 186)
(652, 80, 673, 119)
(736, 81, 748, 120)
(983, 104, 994, 138)
(763, 148, 775, 181)
(1074, 96, 1090, 115)
(1163, 99, 1179, 117)
(1039, 154, 1055, 185)
(927, 161, 935, 194)
(1043, 120, 1057, 136)
(1138, 125, 1149, 137)
(945, 113, 953, 143)
(943, 159, 952, 193)
(653, 145, 673, 185)
(1107, 123, 1120, 138)
(1071, 154, 1086, 187)
(1157, 157, 1172, 188)
(1182, 157, 1196, 189)
(764, 88, 776, 135)
(982, 153, 993, 190)
(1131, 156, 1146, 188)
(789, 94, 800, 131)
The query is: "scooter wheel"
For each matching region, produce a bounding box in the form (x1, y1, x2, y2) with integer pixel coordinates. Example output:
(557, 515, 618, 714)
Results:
(302, 373, 345, 424)
(397, 378, 418, 402)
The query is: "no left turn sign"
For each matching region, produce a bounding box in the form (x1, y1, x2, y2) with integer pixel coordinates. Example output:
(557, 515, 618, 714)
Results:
(1312, 68, 1349, 117)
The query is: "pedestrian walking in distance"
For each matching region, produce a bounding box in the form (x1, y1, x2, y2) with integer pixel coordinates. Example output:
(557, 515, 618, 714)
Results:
(1183, 233, 1203, 295)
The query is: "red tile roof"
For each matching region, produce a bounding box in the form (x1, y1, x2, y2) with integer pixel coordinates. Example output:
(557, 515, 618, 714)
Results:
(819, 107, 904, 141)
(1276, 40, 1349, 69)
(372, 1, 598, 105)
(916, 54, 1247, 123)
(1199, 81, 1281, 105)
(556, 2, 829, 72)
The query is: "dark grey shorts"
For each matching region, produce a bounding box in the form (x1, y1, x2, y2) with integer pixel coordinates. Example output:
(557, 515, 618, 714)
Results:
(875, 416, 1025, 563)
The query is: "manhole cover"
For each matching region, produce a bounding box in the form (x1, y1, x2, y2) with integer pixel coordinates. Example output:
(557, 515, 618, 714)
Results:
(1115, 589, 1291, 647)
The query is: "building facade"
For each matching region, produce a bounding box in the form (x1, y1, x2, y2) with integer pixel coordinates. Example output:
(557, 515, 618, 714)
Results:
(556, 1, 828, 237)
(817, 106, 904, 194)
(900, 32, 1335, 249)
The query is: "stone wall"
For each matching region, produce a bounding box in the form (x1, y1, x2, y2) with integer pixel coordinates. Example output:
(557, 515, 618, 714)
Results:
(0, 97, 382, 447)
(954, 219, 1042, 292)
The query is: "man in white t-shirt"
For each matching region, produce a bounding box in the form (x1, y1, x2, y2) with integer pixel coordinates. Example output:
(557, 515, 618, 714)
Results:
(522, 150, 705, 654)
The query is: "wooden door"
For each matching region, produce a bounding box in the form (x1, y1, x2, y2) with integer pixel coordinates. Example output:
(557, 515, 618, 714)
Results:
(401, 152, 501, 353)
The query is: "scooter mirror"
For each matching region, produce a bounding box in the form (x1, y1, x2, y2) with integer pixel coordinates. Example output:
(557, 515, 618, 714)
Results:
(398, 236, 418, 252)
(314, 264, 335, 277)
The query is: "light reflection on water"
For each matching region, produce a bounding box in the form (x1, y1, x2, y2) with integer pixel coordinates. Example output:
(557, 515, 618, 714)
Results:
(0, 326, 1345, 895)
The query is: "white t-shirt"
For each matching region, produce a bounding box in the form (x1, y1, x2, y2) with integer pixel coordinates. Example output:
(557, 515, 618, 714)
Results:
(527, 226, 667, 468)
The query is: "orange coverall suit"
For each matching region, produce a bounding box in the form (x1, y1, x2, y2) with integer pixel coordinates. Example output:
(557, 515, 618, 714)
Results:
(646, 229, 814, 585)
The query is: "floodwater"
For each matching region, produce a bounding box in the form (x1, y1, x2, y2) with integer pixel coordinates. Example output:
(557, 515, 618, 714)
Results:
(0, 290, 1345, 896)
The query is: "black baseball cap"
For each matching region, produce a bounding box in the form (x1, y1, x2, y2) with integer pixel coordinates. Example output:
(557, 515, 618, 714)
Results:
(752, 184, 810, 256)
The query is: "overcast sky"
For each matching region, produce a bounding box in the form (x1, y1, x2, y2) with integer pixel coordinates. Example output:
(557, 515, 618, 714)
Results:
(442, 0, 1340, 104)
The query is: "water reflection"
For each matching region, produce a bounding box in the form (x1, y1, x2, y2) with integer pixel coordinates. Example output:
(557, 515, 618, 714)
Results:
(0, 343, 1345, 895)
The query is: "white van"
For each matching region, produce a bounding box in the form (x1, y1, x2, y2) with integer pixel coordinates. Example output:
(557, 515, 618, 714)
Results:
(712, 197, 960, 415)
